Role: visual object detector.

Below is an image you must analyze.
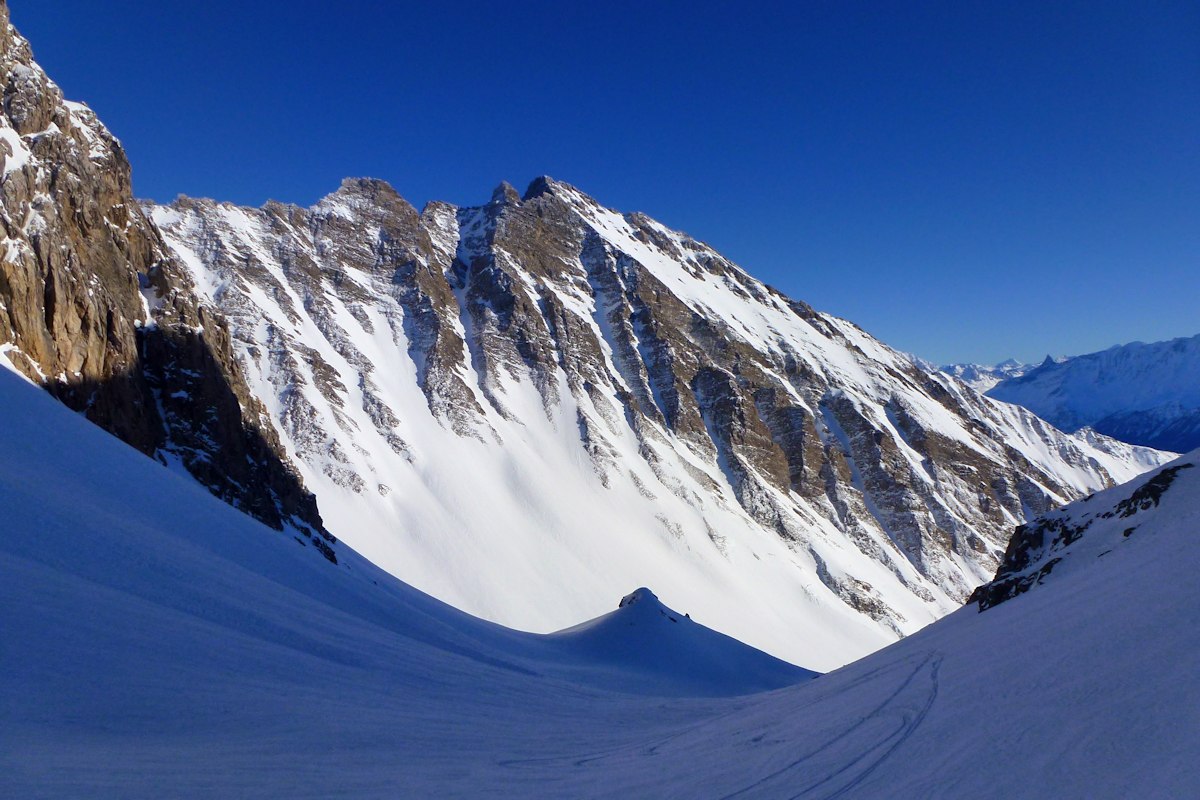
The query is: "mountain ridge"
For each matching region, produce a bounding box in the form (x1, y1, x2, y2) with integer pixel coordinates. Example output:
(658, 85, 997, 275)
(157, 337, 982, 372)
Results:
(145, 173, 1168, 667)
(987, 333, 1200, 453)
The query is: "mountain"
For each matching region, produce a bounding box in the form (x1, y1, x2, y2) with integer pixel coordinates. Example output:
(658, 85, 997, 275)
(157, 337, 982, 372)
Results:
(144, 179, 1167, 667)
(939, 358, 1029, 393)
(0, 2, 329, 547)
(5, 349, 1198, 798)
(988, 335, 1200, 453)
(0, 4, 1172, 669)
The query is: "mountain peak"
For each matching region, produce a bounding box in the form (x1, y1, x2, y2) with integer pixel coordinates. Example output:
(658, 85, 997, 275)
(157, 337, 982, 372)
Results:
(146, 162, 1173, 669)
(522, 175, 561, 201)
(618, 587, 660, 609)
(491, 181, 521, 205)
(335, 176, 404, 202)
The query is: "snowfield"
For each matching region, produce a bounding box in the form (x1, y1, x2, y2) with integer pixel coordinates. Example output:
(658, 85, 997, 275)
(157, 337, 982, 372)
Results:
(3, 366, 1198, 798)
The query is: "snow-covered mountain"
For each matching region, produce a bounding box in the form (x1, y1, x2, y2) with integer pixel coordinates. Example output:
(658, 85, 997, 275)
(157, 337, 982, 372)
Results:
(939, 358, 1029, 393)
(145, 180, 1167, 668)
(0, 2, 1173, 670)
(5, 358, 1198, 798)
(988, 335, 1200, 453)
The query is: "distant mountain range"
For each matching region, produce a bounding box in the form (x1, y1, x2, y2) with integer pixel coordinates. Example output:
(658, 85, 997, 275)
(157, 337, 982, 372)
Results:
(938, 358, 1032, 393)
(942, 334, 1200, 454)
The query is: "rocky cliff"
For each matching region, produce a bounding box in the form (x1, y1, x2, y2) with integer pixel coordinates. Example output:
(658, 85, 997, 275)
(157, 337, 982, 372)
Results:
(0, 4, 331, 553)
(970, 451, 1197, 610)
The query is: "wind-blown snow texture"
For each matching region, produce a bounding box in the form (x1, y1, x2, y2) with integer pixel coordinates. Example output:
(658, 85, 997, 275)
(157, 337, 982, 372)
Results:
(146, 179, 1166, 668)
(988, 335, 1200, 453)
(3, 365, 1197, 799)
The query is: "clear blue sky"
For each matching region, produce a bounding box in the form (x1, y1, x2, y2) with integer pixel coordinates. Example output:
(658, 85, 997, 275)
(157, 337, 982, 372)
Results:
(12, 1, 1199, 365)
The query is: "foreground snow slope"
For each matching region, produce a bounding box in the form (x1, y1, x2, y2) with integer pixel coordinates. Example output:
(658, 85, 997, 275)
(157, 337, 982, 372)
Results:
(4, 366, 1198, 798)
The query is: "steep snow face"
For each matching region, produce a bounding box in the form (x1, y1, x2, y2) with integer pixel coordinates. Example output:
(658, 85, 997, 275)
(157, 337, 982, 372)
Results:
(144, 177, 1168, 668)
(5, 363, 1199, 799)
(988, 335, 1200, 453)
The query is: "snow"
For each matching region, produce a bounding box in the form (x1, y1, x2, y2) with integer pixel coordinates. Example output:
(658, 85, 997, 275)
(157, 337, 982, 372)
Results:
(3, 367, 1197, 798)
(0, 123, 30, 176)
(150, 197, 941, 671)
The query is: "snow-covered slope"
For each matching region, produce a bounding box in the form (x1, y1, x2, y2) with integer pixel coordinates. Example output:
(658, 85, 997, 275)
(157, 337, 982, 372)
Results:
(988, 335, 1200, 453)
(4, 364, 1197, 799)
(145, 180, 1167, 668)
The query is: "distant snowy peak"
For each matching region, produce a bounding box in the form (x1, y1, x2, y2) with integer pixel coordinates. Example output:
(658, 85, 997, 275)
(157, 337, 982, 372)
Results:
(143, 175, 1170, 668)
(971, 449, 1199, 610)
(987, 334, 1200, 453)
(939, 359, 1030, 393)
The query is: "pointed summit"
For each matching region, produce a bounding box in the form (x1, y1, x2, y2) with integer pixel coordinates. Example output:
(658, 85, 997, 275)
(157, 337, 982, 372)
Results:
(523, 175, 559, 201)
(491, 181, 521, 206)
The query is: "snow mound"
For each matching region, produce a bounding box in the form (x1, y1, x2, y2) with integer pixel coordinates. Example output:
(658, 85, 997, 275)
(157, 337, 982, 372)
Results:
(545, 587, 816, 695)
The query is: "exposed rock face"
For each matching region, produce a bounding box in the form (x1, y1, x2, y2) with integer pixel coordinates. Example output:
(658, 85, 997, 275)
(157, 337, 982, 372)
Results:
(970, 456, 1197, 610)
(0, 6, 330, 552)
(146, 176, 1169, 665)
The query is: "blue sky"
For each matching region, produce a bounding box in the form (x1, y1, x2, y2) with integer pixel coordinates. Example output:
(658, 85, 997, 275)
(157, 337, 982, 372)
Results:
(13, 1, 1198, 365)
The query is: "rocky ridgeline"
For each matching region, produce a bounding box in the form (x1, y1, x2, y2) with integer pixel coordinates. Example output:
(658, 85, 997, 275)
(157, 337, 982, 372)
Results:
(146, 173, 1167, 639)
(970, 458, 1196, 610)
(0, 4, 331, 555)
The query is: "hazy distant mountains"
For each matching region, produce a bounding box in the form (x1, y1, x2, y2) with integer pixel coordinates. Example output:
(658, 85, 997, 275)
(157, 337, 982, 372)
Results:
(943, 335, 1200, 454)
(938, 358, 1031, 393)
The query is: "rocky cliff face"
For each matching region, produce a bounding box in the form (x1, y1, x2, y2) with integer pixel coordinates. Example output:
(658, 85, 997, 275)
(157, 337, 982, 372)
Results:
(970, 452, 1197, 610)
(146, 177, 1168, 666)
(0, 5, 331, 553)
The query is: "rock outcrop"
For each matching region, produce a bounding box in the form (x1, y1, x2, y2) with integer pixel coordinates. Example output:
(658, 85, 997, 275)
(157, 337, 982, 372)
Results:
(0, 4, 331, 553)
(970, 456, 1196, 610)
